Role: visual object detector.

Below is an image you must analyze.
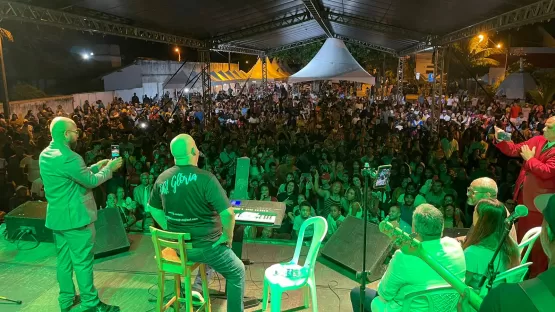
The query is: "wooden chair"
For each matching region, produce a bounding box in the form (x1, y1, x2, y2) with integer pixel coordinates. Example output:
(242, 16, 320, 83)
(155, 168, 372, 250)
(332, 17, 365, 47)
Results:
(150, 226, 211, 312)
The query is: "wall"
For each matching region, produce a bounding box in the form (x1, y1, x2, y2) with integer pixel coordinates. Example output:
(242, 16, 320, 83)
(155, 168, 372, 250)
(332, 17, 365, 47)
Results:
(1, 96, 74, 116)
(103, 64, 143, 91)
(73, 91, 115, 107)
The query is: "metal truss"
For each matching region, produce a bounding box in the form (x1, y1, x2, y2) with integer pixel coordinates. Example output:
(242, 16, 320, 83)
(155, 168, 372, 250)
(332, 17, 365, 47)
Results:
(328, 11, 426, 41)
(396, 57, 405, 104)
(261, 56, 268, 87)
(302, 0, 334, 37)
(337, 36, 398, 56)
(397, 40, 433, 56)
(437, 0, 555, 46)
(211, 44, 264, 56)
(211, 7, 311, 44)
(266, 36, 327, 55)
(0, 1, 206, 48)
(199, 50, 211, 102)
(400, 0, 555, 55)
(432, 47, 445, 131)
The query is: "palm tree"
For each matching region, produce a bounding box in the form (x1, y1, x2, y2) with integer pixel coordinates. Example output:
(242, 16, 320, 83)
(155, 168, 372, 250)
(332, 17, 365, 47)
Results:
(451, 35, 503, 88)
(0, 28, 13, 116)
(529, 71, 555, 106)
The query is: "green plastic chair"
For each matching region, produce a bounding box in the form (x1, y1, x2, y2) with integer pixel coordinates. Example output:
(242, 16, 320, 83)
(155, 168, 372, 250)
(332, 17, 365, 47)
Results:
(401, 286, 460, 312)
(518, 227, 541, 264)
(261, 216, 328, 312)
(479, 262, 532, 297)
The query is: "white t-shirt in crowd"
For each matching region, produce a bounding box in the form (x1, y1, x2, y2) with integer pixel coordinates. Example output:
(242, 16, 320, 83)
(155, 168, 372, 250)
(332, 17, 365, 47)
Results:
(20, 156, 40, 182)
(31, 177, 45, 198)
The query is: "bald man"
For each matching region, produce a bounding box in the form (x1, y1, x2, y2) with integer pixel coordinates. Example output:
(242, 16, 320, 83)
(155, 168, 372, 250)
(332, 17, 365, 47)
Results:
(148, 134, 245, 312)
(40, 117, 123, 312)
(494, 116, 555, 277)
(466, 177, 517, 241)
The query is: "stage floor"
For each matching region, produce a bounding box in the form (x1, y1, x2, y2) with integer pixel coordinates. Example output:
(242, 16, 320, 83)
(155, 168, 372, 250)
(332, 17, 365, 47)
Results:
(0, 232, 378, 312)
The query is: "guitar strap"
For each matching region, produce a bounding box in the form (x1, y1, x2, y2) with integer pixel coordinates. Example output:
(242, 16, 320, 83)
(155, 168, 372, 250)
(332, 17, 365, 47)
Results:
(518, 278, 555, 312)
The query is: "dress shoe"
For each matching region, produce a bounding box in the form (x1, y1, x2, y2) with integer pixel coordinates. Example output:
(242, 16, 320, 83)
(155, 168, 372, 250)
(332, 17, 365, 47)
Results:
(60, 295, 81, 312)
(83, 301, 120, 312)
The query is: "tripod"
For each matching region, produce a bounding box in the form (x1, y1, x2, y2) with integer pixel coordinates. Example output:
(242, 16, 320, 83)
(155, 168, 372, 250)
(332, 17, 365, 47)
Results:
(358, 163, 378, 312)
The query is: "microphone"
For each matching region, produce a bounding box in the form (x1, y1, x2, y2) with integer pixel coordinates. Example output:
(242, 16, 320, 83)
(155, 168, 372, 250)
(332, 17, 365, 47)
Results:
(505, 204, 528, 225)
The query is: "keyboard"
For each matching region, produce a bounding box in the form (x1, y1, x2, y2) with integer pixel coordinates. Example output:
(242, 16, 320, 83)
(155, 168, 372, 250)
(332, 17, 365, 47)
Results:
(235, 211, 276, 224)
(230, 200, 286, 227)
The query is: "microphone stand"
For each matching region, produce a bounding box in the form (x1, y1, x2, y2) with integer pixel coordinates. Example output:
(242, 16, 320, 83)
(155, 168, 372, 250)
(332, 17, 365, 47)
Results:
(477, 220, 513, 292)
(358, 163, 376, 312)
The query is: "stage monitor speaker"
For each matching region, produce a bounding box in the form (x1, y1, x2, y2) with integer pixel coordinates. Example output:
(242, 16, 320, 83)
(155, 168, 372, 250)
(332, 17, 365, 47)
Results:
(232, 157, 250, 200)
(94, 208, 131, 259)
(318, 216, 392, 283)
(5, 201, 53, 242)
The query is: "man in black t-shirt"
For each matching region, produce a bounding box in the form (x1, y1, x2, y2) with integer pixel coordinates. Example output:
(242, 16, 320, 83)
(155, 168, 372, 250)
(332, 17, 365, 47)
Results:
(148, 134, 245, 312)
(479, 193, 555, 312)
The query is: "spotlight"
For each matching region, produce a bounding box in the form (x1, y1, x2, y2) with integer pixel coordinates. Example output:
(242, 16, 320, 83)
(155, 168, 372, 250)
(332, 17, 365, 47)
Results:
(140, 122, 147, 129)
(90, 52, 94, 56)
(82, 54, 90, 60)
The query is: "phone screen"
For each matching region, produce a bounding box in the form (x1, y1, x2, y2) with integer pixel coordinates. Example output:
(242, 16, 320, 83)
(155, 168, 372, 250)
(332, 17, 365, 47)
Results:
(111, 145, 120, 159)
(374, 165, 392, 189)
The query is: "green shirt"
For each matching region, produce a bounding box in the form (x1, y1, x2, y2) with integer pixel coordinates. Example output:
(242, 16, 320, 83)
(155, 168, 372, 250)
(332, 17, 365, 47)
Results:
(542, 141, 555, 153)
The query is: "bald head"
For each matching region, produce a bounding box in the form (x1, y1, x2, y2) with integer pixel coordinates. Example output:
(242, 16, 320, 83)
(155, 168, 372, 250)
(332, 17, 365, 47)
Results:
(467, 177, 498, 206)
(170, 134, 199, 165)
(50, 117, 78, 143)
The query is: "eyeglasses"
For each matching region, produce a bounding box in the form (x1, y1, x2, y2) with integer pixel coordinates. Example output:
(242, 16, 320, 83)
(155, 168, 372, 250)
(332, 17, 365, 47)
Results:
(467, 187, 490, 195)
(66, 129, 80, 134)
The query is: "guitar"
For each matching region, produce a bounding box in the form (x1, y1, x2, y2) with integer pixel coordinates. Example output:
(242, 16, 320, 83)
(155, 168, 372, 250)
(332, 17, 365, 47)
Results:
(379, 220, 483, 311)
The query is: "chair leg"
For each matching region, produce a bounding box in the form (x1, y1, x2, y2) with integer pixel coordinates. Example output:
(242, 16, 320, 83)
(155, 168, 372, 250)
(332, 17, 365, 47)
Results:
(200, 264, 211, 312)
(174, 274, 181, 312)
(157, 271, 165, 312)
(308, 278, 318, 312)
(261, 279, 269, 311)
(184, 269, 193, 312)
(269, 286, 282, 312)
(303, 285, 310, 308)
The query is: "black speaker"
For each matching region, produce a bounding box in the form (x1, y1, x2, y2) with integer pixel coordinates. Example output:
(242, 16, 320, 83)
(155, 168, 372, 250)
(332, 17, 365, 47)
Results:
(318, 216, 392, 283)
(5, 201, 53, 242)
(93, 208, 131, 259)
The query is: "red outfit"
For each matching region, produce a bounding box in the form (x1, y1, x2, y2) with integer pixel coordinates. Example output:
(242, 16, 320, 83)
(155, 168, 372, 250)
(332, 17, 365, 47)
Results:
(496, 136, 555, 277)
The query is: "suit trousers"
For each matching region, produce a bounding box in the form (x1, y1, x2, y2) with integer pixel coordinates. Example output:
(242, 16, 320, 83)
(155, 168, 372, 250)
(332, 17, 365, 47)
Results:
(53, 223, 100, 309)
(517, 191, 548, 278)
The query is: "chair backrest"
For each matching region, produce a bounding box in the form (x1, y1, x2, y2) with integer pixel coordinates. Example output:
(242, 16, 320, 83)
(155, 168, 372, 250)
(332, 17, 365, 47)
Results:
(290, 216, 328, 269)
(402, 286, 460, 312)
(478, 262, 532, 297)
(150, 226, 193, 275)
(518, 227, 541, 264)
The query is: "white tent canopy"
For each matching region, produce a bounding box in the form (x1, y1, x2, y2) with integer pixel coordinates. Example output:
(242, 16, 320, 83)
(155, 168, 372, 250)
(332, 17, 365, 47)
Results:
(496, 71, 537, 100)
(289, 38, 375, 85)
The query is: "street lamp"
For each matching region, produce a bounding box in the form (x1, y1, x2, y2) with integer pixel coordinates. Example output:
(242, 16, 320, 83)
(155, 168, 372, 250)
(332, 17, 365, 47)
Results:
(184, 88, 190, 102)
(478, 34, 485, 42)
(174, 47, 181, 62)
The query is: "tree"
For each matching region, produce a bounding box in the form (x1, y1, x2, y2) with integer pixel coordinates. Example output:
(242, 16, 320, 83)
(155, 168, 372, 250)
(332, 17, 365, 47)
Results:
(450, 35, 503, 83)
(0, 27, 13, 116)
(528, 70, 555, 106)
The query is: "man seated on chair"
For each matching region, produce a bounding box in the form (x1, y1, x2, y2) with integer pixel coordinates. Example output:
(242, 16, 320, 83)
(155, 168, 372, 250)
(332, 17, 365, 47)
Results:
(148, 134, 246, 312)
(479, 193, 555, 312)
(350, 204, 466, 312)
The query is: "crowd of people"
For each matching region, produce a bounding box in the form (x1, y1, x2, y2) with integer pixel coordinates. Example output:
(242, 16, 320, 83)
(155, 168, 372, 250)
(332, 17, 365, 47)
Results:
(1, 85, 554, 239)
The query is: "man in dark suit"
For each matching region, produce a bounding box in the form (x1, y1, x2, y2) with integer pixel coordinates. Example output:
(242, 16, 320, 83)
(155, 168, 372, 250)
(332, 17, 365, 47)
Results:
(40, 117, 123, 312)
(494, 116, 555, 277)
(479, 193, 555, 311)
